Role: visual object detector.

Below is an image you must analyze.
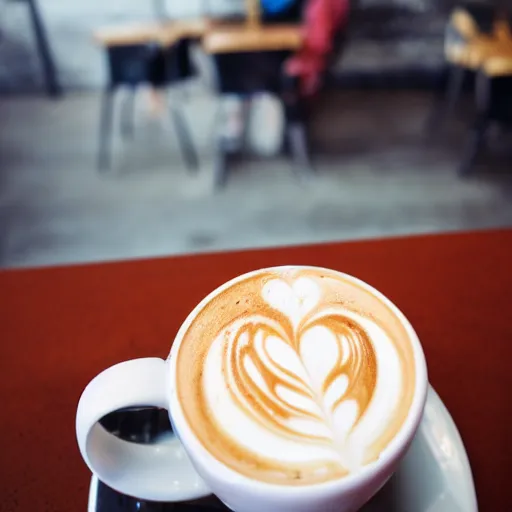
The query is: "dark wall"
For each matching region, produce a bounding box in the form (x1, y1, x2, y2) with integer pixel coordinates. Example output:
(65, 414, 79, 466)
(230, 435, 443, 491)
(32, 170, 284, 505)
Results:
(333, 0, 497, 88)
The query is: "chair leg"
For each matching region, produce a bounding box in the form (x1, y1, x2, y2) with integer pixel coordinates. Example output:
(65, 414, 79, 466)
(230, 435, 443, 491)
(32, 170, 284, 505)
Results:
(425, 65, 466, 134)
(459, 113, 490, 176)
(240, 97, 252, 151)
(97, 88, 115, 172)
(169, 105, 199, 173)
(213, 145, 229, 189)
(287, 122, 314, 180)
(120, 88, 136, 140)
(459, 71, 492, 176)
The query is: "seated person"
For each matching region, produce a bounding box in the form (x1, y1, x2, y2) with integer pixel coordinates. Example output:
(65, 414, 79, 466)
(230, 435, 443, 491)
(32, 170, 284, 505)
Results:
(219, 0, 305, 155)
(220, 0, 348, 155)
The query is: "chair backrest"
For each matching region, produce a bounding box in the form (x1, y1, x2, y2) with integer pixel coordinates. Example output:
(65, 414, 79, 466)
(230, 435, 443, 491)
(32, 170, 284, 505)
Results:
(454, 3, 495, 36)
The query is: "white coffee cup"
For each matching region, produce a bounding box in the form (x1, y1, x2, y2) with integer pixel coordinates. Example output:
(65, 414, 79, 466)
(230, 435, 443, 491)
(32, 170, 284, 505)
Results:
(76, 267, 428, 512)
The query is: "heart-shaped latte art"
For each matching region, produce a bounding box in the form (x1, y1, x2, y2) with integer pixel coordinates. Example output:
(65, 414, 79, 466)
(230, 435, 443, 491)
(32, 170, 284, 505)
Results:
(262, 278, 321, 327)
(220, 278, 377, 466)
(179, 269, 413, 484)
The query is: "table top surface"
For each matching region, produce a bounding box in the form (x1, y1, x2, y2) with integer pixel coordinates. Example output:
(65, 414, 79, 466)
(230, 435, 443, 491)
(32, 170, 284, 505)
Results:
(93, 18, 302, 53)
(1, 229, 510, 511)
(94, 19, 210, 47)
(202, 24, 303, 54)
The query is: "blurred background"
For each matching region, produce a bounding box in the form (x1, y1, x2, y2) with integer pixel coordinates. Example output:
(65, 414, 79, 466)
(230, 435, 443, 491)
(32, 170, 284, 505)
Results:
(0, 0, 511, 268)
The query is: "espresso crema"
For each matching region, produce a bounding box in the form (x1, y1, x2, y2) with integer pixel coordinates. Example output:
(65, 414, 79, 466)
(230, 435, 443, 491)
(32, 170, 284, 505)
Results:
(176, 267, 416, 485)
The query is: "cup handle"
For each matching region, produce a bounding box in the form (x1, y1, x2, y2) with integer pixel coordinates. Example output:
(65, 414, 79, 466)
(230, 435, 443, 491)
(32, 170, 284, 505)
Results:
(76, 358, 210, 502)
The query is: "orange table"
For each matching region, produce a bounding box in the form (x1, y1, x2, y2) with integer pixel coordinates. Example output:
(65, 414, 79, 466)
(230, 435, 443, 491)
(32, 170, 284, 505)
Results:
(1, 229, 511, 511)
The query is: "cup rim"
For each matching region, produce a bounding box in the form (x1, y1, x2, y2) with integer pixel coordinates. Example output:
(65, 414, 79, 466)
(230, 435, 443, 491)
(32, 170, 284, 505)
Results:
(167, 266, 428, 496)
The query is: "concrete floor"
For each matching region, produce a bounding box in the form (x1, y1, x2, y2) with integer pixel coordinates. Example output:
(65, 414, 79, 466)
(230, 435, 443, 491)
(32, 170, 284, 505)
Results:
(0, 89, 511, 269)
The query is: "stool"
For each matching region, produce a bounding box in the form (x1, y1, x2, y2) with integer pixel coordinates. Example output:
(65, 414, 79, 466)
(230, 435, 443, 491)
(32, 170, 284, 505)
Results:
(426, 2, 496, 133)
(459, 45, 512, 175)
(94, 23, 199, 173)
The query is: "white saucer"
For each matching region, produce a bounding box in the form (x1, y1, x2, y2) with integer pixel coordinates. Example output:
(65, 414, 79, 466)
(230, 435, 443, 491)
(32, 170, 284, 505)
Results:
(361, 386, 477, 511)
(88, 385, 478, 511)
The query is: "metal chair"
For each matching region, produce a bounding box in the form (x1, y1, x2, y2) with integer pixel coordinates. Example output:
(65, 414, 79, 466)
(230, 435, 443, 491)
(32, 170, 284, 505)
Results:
(458, 18, 512, 175)
(425, 2, 496, 134)
(94, 24, 199, 173)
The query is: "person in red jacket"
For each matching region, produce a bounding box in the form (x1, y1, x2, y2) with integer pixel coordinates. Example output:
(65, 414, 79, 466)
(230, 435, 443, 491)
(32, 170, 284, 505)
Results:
(286, 0, 351, 96)
(220, 0, 351, 156)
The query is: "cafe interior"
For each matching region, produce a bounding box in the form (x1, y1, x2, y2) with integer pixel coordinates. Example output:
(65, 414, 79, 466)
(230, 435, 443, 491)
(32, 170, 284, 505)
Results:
(0, 2, 511, 512)
(0, 0, 511, 267)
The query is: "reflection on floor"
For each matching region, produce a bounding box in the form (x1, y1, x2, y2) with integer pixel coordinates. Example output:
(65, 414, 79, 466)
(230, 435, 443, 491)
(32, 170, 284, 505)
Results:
(0, 90, 511, 269)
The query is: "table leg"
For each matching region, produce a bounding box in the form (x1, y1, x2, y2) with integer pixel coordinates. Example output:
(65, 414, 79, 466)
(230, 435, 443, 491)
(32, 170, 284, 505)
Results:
(282, 74, 314, 179)
(120, 88, 136, 140)
(425, 64, 466, 135)
(27, 0, 61, 97)
(170, 104, 199, 173)
(288, 122, 314, 179)
(214, 145, 229, 189)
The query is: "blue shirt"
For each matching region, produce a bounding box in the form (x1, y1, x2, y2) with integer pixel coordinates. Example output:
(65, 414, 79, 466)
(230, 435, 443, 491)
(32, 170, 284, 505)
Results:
(261, 0, 297, 15)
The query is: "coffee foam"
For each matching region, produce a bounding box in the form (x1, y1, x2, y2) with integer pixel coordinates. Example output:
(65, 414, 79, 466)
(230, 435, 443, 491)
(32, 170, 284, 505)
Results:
(176, 268, 416, 485)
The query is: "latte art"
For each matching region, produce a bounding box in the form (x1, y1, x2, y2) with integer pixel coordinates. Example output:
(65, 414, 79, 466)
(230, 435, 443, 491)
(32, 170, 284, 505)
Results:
(177, 268, 416, 485)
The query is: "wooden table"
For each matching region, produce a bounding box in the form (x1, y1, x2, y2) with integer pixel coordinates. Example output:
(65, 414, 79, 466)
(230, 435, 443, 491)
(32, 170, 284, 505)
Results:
(1, 229, 510, 511)
(94, 19, 210, 48)
(202, 24, 303, 54)
(201, 22, 305, 188)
